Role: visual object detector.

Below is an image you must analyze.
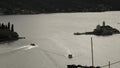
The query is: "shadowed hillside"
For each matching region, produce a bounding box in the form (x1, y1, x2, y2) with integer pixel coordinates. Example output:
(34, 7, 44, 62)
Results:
(0, 0, 120, 14)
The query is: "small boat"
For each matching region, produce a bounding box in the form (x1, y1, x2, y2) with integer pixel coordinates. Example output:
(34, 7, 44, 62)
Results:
(30, 43, 36, 46)
(68, 54, 73, 59)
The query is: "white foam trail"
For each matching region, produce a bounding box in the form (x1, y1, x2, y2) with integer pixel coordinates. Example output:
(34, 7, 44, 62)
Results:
(64, 46, 72, 54)
(0, 44, 38, 57)
(14, 44, 38, 51)
(50, 38, 72, 58)
(25, 45, 38, 50)
(14, 45, 29, 50)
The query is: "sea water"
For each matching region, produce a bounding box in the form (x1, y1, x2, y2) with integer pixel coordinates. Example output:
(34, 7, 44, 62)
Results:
(0, 12, 120, 68)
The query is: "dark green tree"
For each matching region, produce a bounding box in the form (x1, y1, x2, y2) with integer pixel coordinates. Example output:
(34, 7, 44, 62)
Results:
(0, 23, 1, 29)
(11, 24, 14, 32)
(8, 22, 10, 30)
(1, 23, 4, 29)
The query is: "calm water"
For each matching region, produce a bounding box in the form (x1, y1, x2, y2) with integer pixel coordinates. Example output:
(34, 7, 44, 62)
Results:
(0, 12, 120, 68)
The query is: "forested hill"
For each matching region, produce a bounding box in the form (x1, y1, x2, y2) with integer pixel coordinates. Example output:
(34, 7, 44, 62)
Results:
(0, 0, 120, 14)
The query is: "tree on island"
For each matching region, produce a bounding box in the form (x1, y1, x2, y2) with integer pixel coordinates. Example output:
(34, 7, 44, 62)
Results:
(1, 23, 5, 29)
(11, 24, 14, 32)
(8, 22, 10, 30)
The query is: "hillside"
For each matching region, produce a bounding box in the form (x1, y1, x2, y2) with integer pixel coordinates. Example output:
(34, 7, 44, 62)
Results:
(0, 0, 120, 14)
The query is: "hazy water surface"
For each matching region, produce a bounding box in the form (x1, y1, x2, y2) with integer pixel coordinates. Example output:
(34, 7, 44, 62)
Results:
(0, 12, 120, 68)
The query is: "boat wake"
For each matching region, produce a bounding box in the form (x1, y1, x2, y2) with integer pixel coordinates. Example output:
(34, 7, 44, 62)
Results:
(49, 38, 73, 59)
(14, 44, 38, 50)
(39, 47, 66, 58)
(0, 44, 38, 57)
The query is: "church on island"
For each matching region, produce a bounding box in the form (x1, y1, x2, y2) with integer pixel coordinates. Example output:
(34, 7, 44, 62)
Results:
(74, 21, 120, 36)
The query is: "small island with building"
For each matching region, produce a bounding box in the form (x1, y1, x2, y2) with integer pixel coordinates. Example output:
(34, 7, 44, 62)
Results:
(74, 21, 120, 36)
(0, 22, 20, 41)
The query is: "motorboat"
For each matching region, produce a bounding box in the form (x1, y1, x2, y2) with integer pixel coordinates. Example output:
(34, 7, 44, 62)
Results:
(30, 43, 36, 46)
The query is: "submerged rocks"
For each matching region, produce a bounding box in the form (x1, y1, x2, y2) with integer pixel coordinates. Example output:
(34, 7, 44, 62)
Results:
(74, 21, 120, 36)
(0, 22, 19, 41)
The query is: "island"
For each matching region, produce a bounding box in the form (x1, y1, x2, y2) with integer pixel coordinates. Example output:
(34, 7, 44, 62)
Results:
(74, 21, 120, 36)
(0, 22, 20, 41)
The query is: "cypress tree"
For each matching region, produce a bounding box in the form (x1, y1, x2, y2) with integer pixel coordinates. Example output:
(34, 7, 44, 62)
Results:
(8, 22, 10, 30)
(11, 24, 14, 32)
(0, 23, 1, 29)
(1, 23, 4, 29)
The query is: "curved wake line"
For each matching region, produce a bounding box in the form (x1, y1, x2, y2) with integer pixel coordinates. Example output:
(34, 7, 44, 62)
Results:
(0, 44, 38, 56)
(42, 51, 62, 68)
(50, 38, 72, 55)
(38, 47, 66, 58)
(49, 38, 74, 59)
